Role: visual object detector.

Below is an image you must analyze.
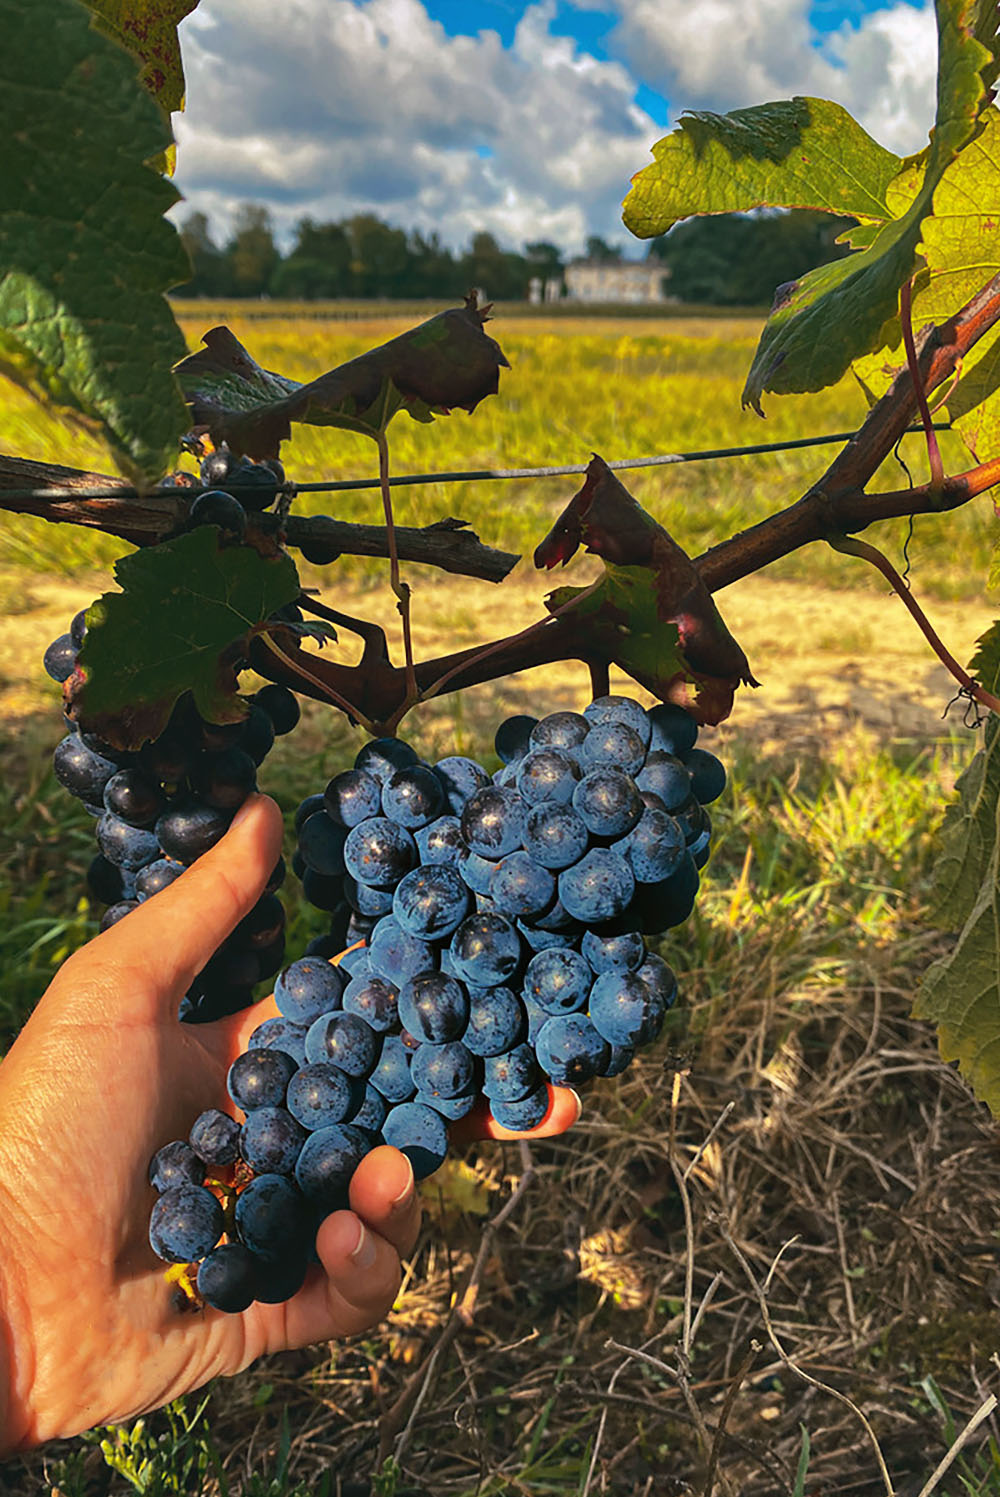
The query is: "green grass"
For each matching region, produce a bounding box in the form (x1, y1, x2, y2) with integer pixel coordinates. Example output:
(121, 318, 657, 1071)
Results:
(0, 309, 991, 599)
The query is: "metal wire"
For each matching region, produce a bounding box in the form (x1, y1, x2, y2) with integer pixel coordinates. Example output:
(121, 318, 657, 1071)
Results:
(0, 423, 952, 504)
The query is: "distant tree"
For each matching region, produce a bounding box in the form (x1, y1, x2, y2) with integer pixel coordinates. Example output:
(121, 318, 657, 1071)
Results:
(585, 235, 621, 263)
(525, 240, 564, 277)
(646, 208, 856, 306)
(176, 211, 226, 296)
(460, 231, 529, 301)
(224, 204, 280, 298)
(344, 215, 412, 298)
(271, 217, 352, 298)
(407, 229, 461, 298)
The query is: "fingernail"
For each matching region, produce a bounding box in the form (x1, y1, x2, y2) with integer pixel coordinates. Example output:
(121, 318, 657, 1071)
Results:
(350, 1220, 377, 1270)
(390, 1157, 415, 1210)
(569, 1089, 583, 1123)
(230, 794, 260, 829)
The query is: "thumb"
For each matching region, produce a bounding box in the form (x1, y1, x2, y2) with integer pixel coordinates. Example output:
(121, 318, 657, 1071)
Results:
(68, 794, 285, 1020)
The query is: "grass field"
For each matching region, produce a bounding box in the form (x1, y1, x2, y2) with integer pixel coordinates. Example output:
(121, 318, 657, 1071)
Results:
(1, 309, 999, 1496)
(0, 302, 992, 600)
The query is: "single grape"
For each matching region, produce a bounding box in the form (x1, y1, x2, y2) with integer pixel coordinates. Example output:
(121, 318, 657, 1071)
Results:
(410, 1040, 476, 1099)
(96, 813, 160, 871)
(344, 875, 394, 917)
(489, 851, 556, 919)
(393, 865, 470, 940)
(581, 927, 645, 974)
(647, 702, 698, 756)
(100, 899, 139, 930)
(239, 1106, 307, 1175)
(369, 1034, 416, 1103)
(460, 786, 527, 859)
(343, 817, 417, 888)
(572, 768, 642, 839)
(683, 748, 727, 805)
(489, 1086, 549, 1130)
(324, 769, 383, 827)
(237, 705, 276, 765)
(432, 756, 490, 814)
(381, 1102, 449, 1179)
(381, 765, 445, 829)
(483, 1044, 540, 1102)
(343, 973, 400, 1032)
(134, 857, 185, 901)
(449, 912, 522, 987)
(579, 719, 647, 776)
(197, 1243, 258, 1313)
(367, 915, 436, 986)
(43, 634, 78, 683)
(354, 736, 420, 784)
(274, 957, 345, 1025)
(188, 489, 247, 539)
(188, 1109, 241, 1167)
(415, 815, 466, 866)
(149, 1184, 224, 1264)
(156, 801, 231, 864)
(528, 712, 590, 757)
(249, 1016, 309, 1067)
(416, 1088, 477, 1120)
(583, 695, 651, 750)
(494, 714, 538, 764)
(524, 945, 593, 1015)
(235, 1173, 313, 1260)
(635, 754, 692, 812)
(228, 1049, 298, 1111)
(103, 769, 166, 829)
(588, 970, 663, 1047)
(87, 853, 126, 905)
(149, 1140, 204, 1193)
(196, 748, 257, 811)
(295, 1124, 368, 1209)
(286, 1062, 358, 1130)
(515, 748, 579, 807)
(623, 805, 687, 883)
(462, 985, 526, 1056)
(299, 811, 348, 877)
(397, 972, 469, 1044)
(304, 1012, 380, 1077)
(53, 735, 120, 803)
(70, 608, 88, 647)
(535, 1014, 609, 1085)
(352, 1082, 389, 1133)
(522, 801, 589, 871)
(254, 683, 300, 736)
(558, 848, 635, 923)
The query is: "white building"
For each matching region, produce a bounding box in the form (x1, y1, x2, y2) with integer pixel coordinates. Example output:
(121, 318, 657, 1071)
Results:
(564, 259, 669, 304)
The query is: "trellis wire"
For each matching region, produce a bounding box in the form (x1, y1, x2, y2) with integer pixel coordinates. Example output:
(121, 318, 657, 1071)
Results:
(0, 423, 952, 504)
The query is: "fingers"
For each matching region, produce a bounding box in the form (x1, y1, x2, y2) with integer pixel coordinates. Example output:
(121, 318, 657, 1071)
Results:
(348, 1146, 421, 1260)
(450, 1085, 582, 1146)
(280, 1192, 413, 1348)
(70, 795, 285, 1020)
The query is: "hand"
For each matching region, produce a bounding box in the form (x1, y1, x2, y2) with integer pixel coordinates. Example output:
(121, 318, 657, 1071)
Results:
(0, 794, 579, 1452)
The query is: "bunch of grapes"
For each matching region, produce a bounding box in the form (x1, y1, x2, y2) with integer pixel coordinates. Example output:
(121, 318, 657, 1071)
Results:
(44, 614, 298, 1022)
(145, 694, 725, 1312)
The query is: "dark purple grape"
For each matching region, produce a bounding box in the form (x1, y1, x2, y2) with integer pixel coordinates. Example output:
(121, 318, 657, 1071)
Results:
(381, 765, 444, 829)
(397, 972, 469, 1044)
(189, 489, 247, 539)
(494, 714, 538, 765)
(254, 684, 300, 735)
(324, 769, 383, 827)
(460, 787, 527, 859)
(343, 817, 417, 888)
(43, 634, 78, 683)
(583, 695, 651, 749)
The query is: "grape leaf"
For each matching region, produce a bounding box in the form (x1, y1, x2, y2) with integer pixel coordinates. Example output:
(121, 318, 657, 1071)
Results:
(175, 295, 510, 459)
(534, 457, 756, 724)
(85, 0, 201, 173)
(73, 529, 300, 748)
(913, 625, 1000, 1111)
(623, 99, 903, 238)
(0, 0, 191, 481)
(85, 0, 199, 116)
(741, 0, 997, 408)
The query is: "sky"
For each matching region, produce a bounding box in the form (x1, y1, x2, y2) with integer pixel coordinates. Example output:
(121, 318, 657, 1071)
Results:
(171, 0, 939, 257)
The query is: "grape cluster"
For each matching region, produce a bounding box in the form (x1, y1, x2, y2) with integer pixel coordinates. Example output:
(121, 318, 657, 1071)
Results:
(185, 446, 286, 543)
(44, 612, 299, 1022)
(143, 696, 724, 1313)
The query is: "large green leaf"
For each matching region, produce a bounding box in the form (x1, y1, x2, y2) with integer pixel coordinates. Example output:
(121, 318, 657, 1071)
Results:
(913, 626, 1000, 1111)
(623, 99, 903, 238)
(535, 457, 755, 724)
(175, 296, 510, 458)
(742, 0, 997, 408)
(74, 529, 300, 748)
(0, 0, 191, 481)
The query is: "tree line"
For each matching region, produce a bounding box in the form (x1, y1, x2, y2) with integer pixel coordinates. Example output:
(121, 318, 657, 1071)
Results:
(175, 204, 855, 306)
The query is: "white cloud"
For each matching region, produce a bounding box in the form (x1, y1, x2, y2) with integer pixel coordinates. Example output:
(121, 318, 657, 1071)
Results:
(586, 0, 938, 156)
(171, 0, 659, 254)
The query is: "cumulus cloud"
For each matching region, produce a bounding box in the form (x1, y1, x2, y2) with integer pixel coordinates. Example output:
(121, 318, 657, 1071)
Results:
(172, 0, 659, 254)
(583, 0, 938, 156)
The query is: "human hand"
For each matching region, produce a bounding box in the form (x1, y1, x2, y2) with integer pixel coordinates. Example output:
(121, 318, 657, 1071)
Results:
(0, 794, 579, 1452)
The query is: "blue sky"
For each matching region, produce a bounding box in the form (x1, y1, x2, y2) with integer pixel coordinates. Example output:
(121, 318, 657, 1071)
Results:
(173, 0, 938, 256)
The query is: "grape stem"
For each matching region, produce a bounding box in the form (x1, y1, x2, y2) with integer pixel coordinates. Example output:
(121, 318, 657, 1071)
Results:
(376, 426, 418, 705)
(900, 276, 945, 490)
(254, 631, 377, 732)
(826, 533, 1000, 714)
